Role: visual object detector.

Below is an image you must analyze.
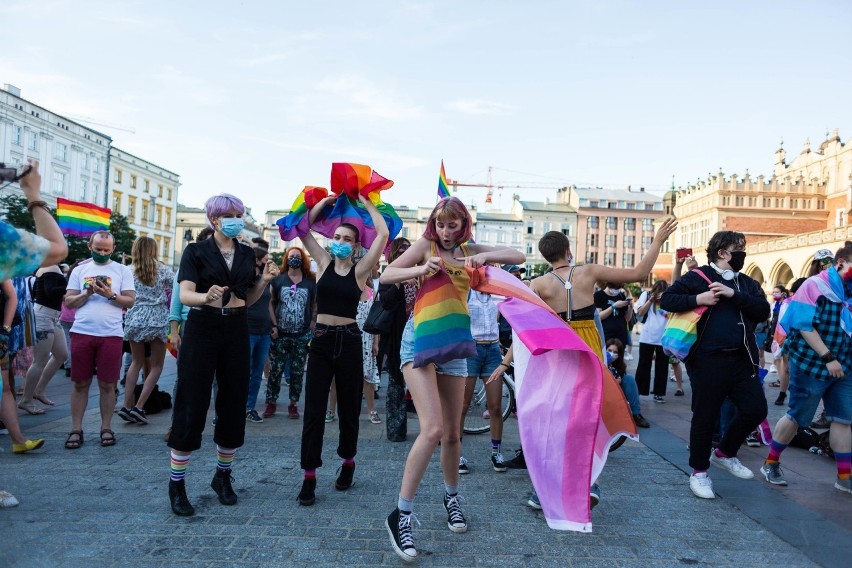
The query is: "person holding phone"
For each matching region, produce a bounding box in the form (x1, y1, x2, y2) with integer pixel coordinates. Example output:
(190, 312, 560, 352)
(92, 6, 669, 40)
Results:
(64, 231, 136, 450)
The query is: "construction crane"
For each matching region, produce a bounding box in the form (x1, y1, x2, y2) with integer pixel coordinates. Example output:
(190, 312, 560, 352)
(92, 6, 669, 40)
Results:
(448, 166, 572, 207)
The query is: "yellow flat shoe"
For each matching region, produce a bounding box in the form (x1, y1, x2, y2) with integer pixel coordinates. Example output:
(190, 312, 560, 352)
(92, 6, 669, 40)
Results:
(12, 439, 45, 454)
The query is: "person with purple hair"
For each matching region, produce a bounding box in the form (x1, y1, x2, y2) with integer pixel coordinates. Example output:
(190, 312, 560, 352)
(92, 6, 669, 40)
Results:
(167, 193, 280, 516)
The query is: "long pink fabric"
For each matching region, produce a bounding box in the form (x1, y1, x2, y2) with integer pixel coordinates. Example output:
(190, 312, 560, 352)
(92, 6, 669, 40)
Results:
(469, 266, 637, 531)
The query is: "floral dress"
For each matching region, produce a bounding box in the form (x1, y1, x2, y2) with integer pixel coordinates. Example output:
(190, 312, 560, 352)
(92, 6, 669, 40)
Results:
(124, 263, 174, 343)
(356, 292, 380, 385)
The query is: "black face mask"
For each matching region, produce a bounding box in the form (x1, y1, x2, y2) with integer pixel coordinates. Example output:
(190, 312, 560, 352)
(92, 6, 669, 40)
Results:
(728, 251, 746, 272)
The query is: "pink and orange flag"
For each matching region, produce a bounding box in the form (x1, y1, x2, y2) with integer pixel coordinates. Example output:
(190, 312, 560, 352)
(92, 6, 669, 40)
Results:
(468, 266, 636, 532)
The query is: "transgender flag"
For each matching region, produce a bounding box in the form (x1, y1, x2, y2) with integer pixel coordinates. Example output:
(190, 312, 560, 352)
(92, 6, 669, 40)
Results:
(469, 266, 637, 532)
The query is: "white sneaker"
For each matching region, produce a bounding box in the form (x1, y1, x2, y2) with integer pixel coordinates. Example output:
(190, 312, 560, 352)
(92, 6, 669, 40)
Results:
(769, 364, 777, 374)
(709, 452, 754, 479)
(690, 473, 715, 499)
(624, 353, 633, 361)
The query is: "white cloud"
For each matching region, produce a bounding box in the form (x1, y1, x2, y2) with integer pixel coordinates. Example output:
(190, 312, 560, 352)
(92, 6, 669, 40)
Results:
(316, 75, 423, 120)
(445, 99, 513, 115)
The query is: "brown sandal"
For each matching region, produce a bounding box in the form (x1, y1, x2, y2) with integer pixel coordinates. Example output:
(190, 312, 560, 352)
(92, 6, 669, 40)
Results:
(100, 429, 116, 447)
(65, 430, 84, 450)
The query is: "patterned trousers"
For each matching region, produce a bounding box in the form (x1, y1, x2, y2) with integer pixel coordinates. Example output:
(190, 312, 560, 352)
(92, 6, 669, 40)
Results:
(266, 330, 311, 404)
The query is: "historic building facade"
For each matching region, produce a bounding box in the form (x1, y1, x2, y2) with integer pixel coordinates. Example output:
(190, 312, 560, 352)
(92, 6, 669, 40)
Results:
(0, 83, 110, 208)
(109, 147, 179, 265)
(672, 130, 851, 290)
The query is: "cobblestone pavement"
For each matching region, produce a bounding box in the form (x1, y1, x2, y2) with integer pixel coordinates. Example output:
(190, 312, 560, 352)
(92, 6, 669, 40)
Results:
(0, 351, 843, 567)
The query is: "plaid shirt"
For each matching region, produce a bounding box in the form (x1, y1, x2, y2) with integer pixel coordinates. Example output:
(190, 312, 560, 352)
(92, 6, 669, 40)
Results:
(785, 297, 852, 379)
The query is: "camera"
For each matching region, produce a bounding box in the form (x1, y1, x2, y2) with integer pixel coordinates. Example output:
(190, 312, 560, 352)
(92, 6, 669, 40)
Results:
(0, 162, 30, 183)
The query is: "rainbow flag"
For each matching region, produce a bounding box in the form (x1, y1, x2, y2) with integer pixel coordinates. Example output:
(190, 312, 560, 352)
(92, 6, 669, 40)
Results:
(276, 163, 402, 251)
(468, 266, 636, 532)
(56, 198, 111, 237)
(781, 266, 852, 337)
(438, 160, 450, 199)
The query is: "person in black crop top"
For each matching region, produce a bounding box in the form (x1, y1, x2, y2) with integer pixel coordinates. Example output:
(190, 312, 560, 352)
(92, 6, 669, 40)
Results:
(18, 265, 68, 412)
(297, 192, 388, 506)
(166, 193, 279, 517)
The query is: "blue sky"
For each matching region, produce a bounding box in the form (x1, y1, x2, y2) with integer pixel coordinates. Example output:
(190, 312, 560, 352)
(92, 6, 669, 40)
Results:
(3, 1, 851, 216)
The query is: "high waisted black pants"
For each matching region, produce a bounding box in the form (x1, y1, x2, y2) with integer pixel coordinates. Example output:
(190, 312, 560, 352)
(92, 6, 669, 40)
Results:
(169, 309, 249, 452)
(300, 323, 363, 470)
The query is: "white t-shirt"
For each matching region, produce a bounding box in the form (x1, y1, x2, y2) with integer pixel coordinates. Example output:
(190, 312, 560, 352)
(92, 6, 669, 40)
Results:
(67, 261, 135, 338)
(637, 293, 668, 346)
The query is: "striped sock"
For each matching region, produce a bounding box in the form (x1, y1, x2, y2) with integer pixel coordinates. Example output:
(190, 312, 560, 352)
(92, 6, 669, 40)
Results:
(216, 446, 236, 472)
(342, 457, 355, 466)
(304, 469, 316, 479)
(835, 452, 852, 480)
(169, 451, 189, 482)
(765, 440, 787, 465)
(491, 439, 501, 457)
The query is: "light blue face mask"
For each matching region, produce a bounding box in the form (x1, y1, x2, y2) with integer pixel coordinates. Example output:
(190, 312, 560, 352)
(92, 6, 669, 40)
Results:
(220, 217, 244, 238)
(329, 241, 353, 258)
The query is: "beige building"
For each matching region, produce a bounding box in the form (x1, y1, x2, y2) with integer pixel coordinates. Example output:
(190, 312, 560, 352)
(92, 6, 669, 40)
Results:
(109, 147, 179, 265)
(670, 130, 851, 290)
(573, 187, 664, 280)
(512, 190, 578, 274)
(473, 210, 523, 256)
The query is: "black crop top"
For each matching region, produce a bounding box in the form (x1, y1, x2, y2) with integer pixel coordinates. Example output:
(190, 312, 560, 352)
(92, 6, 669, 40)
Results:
(177, 237, 255, 301)
(316, 265, 361, 319)
(34, 272, 68, 311)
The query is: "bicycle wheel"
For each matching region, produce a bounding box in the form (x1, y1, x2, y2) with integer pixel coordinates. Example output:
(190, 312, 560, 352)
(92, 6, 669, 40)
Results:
(608, 435, 627, 452)
(463, 374, 515, 435)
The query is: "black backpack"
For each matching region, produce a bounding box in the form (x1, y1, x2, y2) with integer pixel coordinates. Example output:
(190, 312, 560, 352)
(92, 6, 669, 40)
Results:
(788, 427, 821, 450)
(133, 384, 172, 414)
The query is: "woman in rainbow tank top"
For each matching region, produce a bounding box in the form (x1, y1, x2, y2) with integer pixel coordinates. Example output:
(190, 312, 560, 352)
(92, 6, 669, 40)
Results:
(379, 196, 525, 562)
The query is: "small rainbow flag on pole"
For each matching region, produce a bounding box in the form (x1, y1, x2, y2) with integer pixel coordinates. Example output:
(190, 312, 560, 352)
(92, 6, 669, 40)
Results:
(438, 160, 451, 200)
(56, 198, 111, 237)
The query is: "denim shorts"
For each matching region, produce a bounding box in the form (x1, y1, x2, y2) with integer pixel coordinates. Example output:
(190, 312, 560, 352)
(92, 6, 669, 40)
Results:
(466, 342, 502, 378)
(786, 362, 852, 426)
(399, 317, 468, 377)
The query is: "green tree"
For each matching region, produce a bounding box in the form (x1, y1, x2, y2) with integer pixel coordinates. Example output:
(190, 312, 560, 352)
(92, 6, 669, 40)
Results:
(0, 194, 37, 232)
(530, 262, 550, 278)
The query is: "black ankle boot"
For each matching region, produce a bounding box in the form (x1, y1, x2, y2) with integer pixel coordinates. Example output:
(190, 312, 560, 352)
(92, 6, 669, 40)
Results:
(335, 463, 356, 491)
(211, 468, 237, 505)
(169, 480, 195, 516)
(298, 477, 316, 506)
(774, 391, 787, 406)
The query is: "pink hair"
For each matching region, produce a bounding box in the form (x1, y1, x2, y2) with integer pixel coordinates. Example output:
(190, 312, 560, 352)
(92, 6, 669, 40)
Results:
(422, 197, 473, 245)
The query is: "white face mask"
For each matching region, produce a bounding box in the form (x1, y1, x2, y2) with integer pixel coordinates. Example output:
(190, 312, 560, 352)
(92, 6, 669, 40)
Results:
(608, 352, 619, 361)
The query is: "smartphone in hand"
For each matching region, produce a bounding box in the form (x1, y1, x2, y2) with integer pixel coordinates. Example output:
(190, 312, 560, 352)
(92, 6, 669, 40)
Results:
(676, 247, 693, 261)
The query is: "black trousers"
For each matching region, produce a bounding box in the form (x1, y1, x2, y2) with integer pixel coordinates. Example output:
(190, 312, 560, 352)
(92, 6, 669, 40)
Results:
(169, 309, 249, 452)
(300, 323, 363, 470)
(635, 342, 669, 396)
(685, 349, 767, 471)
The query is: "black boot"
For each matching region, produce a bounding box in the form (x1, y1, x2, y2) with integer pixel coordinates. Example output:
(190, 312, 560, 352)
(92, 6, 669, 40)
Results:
(504, 448, 527, 469)
(335, 463, 356, 491)
(169, 480, 195, 516)
(210, 468, 237, 505)
(774, 391, 787, 406)
(298, 477, 316, 506)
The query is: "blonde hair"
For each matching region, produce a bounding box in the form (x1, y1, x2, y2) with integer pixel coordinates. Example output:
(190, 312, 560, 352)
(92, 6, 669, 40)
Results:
(131, 236, 160, 286)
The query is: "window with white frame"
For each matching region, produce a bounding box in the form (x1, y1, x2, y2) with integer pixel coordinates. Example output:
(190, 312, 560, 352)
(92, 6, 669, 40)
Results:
(604, 252, 615, 266)
(54, 142, 67, 161)
(93, 157, 100, 173)
(28, 132, 38, 151)
(622, 253, 635, 267)
(561, 223, 570, 236)
(606, 217, 617, 230)
(543, 222, 551, 232)
(130, 175, 137, 189)
(586, 251, 598, 264)
(836, 208, 846, 228)
(623, 235, 635, 249)
(512, 232, 521, 244)
(80, 178, 88, 200)
(642, 218, 654, 231)
(114, 169, 122, 183)
(605, 234, 616, 247)
(81, 153, 88, 169)
(497, 231, 506, 244)
(587, 216, 599, 229)
(52, 171, 65, 194)
(12, 126, 22, 146)
(526, 243, 533, 254)
(624, 217, 636, 230)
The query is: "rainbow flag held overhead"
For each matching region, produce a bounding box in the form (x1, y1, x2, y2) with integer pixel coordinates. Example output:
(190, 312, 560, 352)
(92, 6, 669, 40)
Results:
(438, 160, 451, 199)
(56, 198, 111, 237)
(276, 163, 402, 251)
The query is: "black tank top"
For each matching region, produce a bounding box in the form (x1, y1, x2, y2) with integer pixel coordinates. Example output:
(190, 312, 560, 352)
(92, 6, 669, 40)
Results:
(316, 265, 361, 319)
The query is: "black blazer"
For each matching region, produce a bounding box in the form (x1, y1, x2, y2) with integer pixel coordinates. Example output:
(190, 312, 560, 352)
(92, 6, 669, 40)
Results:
(178, 237, 255, 300)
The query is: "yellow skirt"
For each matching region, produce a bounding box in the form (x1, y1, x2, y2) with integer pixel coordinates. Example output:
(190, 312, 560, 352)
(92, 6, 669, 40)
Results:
(568, 319, 605, 364)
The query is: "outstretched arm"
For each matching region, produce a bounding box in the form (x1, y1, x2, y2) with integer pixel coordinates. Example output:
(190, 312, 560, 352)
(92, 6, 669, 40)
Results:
(589, 217, 677, 284)
(303, 195, 336, 273)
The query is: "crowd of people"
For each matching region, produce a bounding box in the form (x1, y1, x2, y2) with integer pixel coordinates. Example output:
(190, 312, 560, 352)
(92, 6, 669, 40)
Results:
(1, 159, 849, 562)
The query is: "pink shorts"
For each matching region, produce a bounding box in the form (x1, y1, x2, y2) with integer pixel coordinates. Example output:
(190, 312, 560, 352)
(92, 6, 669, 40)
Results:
(70, 333, 123, 383)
